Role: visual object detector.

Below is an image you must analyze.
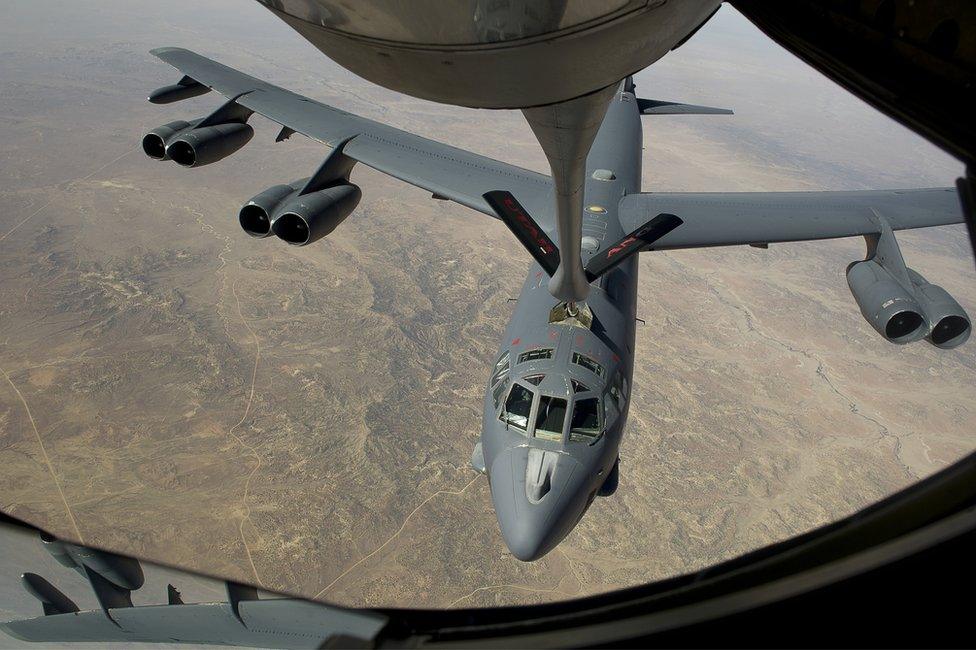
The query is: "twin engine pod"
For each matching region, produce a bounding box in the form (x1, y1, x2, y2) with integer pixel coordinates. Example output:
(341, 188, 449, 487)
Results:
(142, 119, 253, 168)
(239, 181, 362, 246)
(40, 532, 145, 591)
(847, 260, 971, 349)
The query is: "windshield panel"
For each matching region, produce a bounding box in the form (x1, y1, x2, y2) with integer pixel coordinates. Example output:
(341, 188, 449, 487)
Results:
(502, 383, 533, 430)
(534, 395, 567, 441)
(570, 397, 602, 442)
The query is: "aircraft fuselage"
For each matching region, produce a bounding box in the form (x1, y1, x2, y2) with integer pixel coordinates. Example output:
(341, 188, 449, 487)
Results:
(480, 83, 644, 561)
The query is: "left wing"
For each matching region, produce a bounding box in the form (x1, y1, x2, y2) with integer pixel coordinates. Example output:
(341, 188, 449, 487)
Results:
(636, 98, 733, 115)
(1, 599, 385, 648)
(149, 47, 553, 224)
(617, 188, 963, 250)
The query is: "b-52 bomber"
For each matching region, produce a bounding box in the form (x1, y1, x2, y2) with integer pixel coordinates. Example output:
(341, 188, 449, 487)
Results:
(142, 49, 968, 562)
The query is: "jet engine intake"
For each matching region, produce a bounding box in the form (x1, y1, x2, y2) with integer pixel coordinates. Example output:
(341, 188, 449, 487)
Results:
(165, 123, 254, 168)
(141, 120, 195, 160)
(239, 184, 297, 238)
(271, 183, 362, 246)
(847, 260, 928, 344)
(908, 269, 972, 349)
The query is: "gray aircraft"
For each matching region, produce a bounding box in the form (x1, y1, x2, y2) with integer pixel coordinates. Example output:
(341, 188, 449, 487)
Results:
(140, 50, 968, 561)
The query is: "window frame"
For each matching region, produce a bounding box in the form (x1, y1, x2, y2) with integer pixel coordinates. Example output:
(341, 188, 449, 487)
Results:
(533, 394, 569, 442)
(500, 382, 534, 432)
(517, 348, 554, 364)
(490, 351, 510, 387)
(570, 395, 605, 444)
(492, 376, 511, 409)
(572, 352, 606, 378)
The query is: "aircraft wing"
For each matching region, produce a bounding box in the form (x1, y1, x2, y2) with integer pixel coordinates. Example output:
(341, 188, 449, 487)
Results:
(618, 188, 963, 250)
(149, 47, 553, 224)
(1, 599, 385, 648)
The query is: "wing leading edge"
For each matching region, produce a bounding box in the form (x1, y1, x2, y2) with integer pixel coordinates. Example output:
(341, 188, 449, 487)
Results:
(149, 47, 553, 224)
(618, 188, 962, 250)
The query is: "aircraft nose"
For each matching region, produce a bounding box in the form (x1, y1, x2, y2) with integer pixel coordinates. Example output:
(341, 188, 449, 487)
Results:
(489, 446, 586, 561)
(502, 515, 552, 562)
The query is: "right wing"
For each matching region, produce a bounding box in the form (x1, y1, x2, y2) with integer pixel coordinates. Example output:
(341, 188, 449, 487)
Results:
(150, 47, 554, 224)
(618, 188, 962, 250)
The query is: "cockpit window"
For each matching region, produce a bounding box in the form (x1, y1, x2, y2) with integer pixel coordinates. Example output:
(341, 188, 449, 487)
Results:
(524, 374, 545, 386)
(490, 351, 511, 408)
(491, 351, 510, 383)
(492, 377, 510, 409)
(604, 372, 626, 427)
(572, 352, 605, 378)
(502, 383, 533, 430)
(607, 372, 624, 409)
(534, 395, 567, 441)
(571, 379, 590, 393)
(517, 348, 553, 364)
(570, 397, 602, 442)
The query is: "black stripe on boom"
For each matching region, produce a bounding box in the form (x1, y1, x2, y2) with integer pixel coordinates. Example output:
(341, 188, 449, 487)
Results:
(584, 213, 682, 281)
(484, 191, 561, 277)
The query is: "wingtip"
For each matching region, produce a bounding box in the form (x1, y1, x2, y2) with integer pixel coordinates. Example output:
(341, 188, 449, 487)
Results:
(149, 46, 187, 59)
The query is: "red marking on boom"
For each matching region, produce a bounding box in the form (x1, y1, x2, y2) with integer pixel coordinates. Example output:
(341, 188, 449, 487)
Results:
(504, 195, 555, 254)
(607, 236, 639, 258)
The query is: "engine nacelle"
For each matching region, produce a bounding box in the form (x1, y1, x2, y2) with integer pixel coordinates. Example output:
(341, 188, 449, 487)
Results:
(22, 573, 80, 615)
(239, 184, 297, 238)
(908, 269, 972, 349)
(271, 183, 362, 246)
(148, 79, 210, 105)
(39, 532, 144, 590)
(38, 532, 76, 568)
(165, 123, 254, 168)
(141, 120, 195, 160)
(847, 260, 928, 344)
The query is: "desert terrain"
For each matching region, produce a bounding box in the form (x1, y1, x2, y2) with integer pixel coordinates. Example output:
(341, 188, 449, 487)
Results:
(0, 0, 973, 612)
